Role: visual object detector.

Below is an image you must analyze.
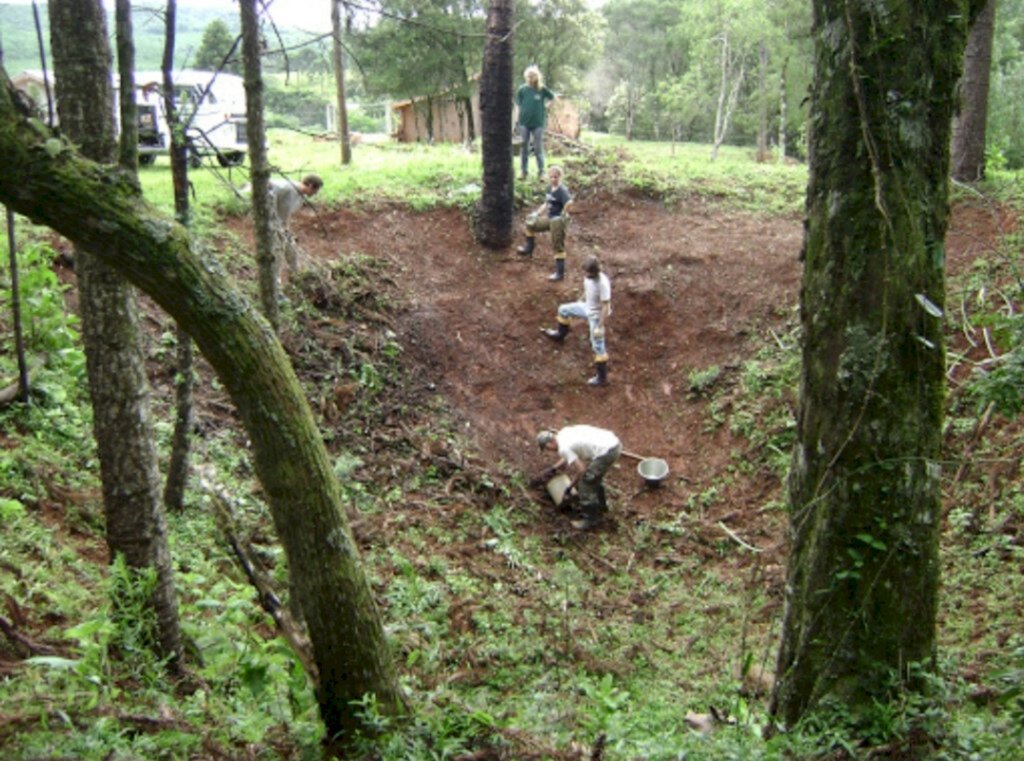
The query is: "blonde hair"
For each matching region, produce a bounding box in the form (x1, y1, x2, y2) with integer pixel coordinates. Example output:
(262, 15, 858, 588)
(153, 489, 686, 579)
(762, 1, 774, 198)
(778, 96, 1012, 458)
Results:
(524, 65, 543, 88)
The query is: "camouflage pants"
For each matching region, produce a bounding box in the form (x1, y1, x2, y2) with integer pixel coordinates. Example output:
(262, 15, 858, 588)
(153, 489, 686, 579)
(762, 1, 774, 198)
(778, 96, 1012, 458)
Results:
(525, 214, 568, 254)
(578, 444, 621, 516)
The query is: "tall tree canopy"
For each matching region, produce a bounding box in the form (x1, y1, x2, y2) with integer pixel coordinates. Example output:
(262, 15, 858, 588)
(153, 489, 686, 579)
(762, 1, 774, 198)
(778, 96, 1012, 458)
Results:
(193, 18, 241, 74)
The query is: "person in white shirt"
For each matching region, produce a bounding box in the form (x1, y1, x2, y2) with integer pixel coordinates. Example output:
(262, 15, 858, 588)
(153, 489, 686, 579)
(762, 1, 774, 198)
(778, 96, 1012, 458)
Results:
(542, 255, 611, 386)
(537, 425, 622, 529)
(268, 174, 322, 271)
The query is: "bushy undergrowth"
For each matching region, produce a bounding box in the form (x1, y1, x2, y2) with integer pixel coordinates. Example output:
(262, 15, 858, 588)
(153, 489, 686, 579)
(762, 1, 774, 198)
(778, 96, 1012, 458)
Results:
(2, 141, 1023, 760)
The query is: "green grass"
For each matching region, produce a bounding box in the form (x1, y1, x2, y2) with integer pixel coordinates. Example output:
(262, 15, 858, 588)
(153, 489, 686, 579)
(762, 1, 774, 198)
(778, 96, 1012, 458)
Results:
(134, 129, 809, 224)
(581, 133, 808, 215)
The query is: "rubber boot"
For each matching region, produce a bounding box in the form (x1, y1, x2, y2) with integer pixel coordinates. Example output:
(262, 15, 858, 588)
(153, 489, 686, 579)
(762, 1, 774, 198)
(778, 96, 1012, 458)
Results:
(588, 360, 608, 387)
(543, 321, 570, 342)
(571, 500, 602, 530)
(517, 235, 536, 256)
(548, 257, 566, 281)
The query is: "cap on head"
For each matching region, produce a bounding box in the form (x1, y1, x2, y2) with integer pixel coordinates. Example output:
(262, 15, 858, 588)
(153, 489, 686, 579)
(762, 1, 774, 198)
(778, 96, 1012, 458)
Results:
(583, 255, 601, 277)
(536, 430, 556, 450)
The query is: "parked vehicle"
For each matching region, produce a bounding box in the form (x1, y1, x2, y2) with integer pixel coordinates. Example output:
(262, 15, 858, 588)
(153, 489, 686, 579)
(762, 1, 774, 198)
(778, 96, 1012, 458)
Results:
(134, 70, 248, 167)
(11, 68, 247, 168)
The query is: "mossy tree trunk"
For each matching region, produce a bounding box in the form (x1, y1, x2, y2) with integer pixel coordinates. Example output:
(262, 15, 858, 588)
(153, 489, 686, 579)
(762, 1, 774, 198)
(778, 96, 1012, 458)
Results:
(50, 0, 183, 668)
(476, 0, 514, 249)
(0, 68, 405, 747)
(769, 0, 971, 728)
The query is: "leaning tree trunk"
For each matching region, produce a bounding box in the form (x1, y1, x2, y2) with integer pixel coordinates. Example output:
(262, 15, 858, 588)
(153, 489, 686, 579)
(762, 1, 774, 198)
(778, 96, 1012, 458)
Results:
(476, 0, 514, 249)
(240, 0, 279, 328)
(50, 0, 183, 668)
(0, 67, 405, 749)
(951, 0, 996, 182)
(769, 0, 970, 729)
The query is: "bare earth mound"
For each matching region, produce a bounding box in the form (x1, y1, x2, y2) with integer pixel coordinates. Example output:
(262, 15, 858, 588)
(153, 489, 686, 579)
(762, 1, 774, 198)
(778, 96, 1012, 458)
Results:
(229, 191, 1006, 551)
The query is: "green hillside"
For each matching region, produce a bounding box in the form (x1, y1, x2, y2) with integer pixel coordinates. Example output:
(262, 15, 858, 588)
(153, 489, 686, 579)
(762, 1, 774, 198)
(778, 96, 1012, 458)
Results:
(0, 3, 238, 75)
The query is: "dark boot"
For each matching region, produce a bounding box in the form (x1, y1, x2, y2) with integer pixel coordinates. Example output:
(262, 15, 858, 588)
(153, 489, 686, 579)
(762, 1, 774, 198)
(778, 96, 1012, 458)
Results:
(571, 500, 602, 530)
(542, 322, 570, 342)
(587, 360, 608, 387)
(548, 257, 565, 281)
(517, 235, 536, 256)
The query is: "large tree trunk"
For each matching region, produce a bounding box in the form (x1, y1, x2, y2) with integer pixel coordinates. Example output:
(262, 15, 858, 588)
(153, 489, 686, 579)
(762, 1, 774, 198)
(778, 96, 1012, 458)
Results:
(951, 0, 996, 182)
(49, 0, 183, 666)
(160, 0, 195, 513)
(769, 0, 969, 728)
(0, 66, 406, 748)
(240, 0, 279, 328)
(476, 0, 514, 249)
(332, 0, 352, 165)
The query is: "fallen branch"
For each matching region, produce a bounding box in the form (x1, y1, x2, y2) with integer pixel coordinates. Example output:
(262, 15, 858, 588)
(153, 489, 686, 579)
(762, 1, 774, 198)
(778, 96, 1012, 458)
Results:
(717, 521, 763, 553)
(0, 354, 45, 407)
(202, 476, 319, 683)
(0, 613, 59, 657)
(952, 400, 996, 487)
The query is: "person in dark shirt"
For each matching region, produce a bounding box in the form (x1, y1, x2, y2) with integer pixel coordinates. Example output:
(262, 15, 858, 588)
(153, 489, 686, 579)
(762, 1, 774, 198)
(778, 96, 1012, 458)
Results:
(515, 65, 556, 180)
(516, 165, 573, 281)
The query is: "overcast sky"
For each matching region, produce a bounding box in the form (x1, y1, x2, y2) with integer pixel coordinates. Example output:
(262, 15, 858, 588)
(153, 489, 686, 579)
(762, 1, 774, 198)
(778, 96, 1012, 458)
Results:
(2, 0, 333, 33)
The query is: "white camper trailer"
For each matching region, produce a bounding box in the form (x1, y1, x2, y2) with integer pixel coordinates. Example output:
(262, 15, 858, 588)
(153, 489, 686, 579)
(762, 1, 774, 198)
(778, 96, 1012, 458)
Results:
(134, 70, 248, 167)
(12, 69, 248, 167)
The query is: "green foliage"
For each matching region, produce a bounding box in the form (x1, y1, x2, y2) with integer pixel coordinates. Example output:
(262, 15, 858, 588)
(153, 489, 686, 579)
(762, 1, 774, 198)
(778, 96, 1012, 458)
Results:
(966, 307, 1024, 416)
(193, 19, 241, 75)
(688, 364, 722, 396)
(1, 242, 83, 365)
(264, 83, 330, 130)
(350, 0, 484, 102)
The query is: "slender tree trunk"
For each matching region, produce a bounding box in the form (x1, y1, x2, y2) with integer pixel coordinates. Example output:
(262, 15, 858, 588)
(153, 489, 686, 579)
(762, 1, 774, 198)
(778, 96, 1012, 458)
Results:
(778, 56, 788, 162)
(4, 17, 30, 405)
(711, 34, 743, 162)
(332, 0, 351, 164)
(160, 0, 195, 513)
(114, 0, 137, 173)
(0, 68, 407, 748)
(476, 0, 514, 249)
(756, 42, 769, 163)
(951, 0, 996, 182)
(49, 0, 183, 668)
(769, 0, 969, 729)
(239, 0, 279, 328)
(5, 208, 30, 403)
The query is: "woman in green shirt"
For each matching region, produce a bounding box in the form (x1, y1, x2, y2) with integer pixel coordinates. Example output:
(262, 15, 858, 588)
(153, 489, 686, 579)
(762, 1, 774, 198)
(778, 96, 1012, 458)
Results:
(516, 65, 556, 180)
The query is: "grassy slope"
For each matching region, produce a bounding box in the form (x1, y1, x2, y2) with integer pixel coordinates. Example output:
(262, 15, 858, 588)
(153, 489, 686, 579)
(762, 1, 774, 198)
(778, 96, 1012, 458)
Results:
(0, 135, 1022, 760)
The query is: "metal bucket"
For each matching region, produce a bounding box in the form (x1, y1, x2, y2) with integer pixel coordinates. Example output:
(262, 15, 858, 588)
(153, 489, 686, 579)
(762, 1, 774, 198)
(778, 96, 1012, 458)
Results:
(637, 457, 669, 487)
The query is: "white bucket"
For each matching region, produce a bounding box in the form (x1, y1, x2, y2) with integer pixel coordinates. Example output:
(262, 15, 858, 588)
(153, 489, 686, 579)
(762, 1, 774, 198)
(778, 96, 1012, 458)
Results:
(546, 473, 573, 505)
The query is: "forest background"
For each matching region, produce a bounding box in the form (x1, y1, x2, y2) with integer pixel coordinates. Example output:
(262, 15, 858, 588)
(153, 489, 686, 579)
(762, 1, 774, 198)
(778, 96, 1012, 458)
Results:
(1, 1, 1023, 760)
